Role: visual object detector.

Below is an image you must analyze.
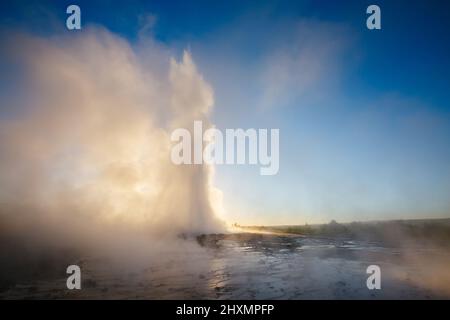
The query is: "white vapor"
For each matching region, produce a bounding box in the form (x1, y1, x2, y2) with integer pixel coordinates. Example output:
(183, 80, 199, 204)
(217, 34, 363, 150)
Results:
(0, 27, 225, 259)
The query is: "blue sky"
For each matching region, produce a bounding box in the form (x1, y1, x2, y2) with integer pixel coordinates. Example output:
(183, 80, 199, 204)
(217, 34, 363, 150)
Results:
(1, 0, 450, 225)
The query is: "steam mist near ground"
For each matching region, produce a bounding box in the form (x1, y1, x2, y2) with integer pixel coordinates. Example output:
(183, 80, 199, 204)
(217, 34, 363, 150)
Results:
(0, 27, 225, 266)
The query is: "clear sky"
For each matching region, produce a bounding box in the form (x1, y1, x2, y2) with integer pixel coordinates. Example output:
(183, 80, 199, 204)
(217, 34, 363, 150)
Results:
(1, 0, 450, 225)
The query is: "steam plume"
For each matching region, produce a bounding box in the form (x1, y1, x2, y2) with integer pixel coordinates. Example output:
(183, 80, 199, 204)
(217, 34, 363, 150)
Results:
(0, 27, 225, 255)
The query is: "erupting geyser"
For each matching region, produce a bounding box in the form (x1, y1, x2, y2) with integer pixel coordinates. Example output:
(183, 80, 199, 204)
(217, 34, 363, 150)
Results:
(0, 28, 225, 254)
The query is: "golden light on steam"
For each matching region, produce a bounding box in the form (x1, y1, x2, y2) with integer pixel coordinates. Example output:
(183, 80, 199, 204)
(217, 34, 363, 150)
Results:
(0, 28, 225, 248)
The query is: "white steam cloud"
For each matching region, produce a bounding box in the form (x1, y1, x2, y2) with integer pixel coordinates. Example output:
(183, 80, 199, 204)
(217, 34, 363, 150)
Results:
(0, 27, 225, 255)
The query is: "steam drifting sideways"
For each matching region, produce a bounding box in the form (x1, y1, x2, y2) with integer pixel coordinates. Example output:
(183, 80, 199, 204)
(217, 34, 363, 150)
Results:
(0, 27, 225, 257)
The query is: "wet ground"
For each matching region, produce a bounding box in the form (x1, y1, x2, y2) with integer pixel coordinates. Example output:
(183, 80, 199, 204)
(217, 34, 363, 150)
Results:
(1, 232, 450, 299)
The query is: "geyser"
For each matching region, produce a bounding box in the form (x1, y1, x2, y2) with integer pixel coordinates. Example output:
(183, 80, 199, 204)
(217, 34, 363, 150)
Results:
(0, 27, 225, 254)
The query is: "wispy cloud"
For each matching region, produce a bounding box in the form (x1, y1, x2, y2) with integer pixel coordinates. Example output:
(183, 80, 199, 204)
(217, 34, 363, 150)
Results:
(260, 20, 353, 109)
